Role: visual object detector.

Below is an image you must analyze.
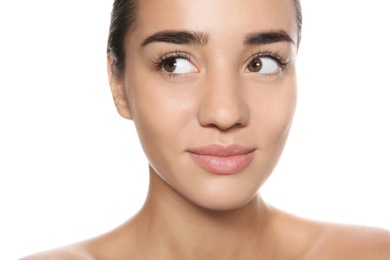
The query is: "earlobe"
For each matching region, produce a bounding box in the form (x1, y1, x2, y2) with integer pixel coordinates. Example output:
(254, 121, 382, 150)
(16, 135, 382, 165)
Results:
(107, 55, 132, 120)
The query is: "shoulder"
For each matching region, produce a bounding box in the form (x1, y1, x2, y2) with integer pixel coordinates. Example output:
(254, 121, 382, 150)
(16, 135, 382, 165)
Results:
(19, 244, 95, 260)
(270, 207, 390, 259)
(305, 222, 390, 259)
(19, 224, 137, 260)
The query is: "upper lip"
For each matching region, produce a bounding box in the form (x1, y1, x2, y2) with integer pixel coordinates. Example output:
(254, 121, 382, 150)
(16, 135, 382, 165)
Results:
(187, 144, 255, 157)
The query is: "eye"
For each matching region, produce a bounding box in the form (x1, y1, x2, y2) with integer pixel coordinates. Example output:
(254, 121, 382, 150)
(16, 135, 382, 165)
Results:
(247, 56, 280, 75)
(162, 57, 197, 74)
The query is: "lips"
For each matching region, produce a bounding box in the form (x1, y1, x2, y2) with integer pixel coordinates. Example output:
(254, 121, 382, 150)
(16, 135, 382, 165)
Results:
(188, 144, 255, 174)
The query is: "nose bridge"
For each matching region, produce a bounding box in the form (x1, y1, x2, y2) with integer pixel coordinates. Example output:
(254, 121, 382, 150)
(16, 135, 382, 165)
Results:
(198, 67, 249, 130)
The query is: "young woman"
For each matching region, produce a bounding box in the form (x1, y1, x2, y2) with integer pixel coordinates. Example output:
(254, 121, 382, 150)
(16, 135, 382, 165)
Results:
(22, 0, 390, 259)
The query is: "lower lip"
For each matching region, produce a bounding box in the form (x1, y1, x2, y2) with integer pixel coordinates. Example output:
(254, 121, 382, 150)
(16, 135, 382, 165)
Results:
(189, 152, 255, 175)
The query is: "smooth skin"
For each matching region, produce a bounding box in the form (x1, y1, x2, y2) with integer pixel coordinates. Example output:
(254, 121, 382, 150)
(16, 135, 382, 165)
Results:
(22, 0, 390, 259)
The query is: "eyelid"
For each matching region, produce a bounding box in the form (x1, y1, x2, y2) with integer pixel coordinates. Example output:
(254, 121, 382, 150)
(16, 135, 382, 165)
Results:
(245, 51, 291, 70)
(152, 51, 198, 72)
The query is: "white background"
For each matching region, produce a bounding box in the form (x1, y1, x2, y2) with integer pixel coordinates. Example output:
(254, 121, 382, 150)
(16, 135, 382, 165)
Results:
(1, 1, 389, 259)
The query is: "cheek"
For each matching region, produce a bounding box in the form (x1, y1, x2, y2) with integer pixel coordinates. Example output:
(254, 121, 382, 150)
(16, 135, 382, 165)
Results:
(125, 75, 199, 167)
(250, 78, 297, 150)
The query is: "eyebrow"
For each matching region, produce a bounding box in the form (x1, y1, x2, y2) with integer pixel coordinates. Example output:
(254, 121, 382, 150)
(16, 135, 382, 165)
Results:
(141, 30, 210, 47)
(244, 30, 296, 46)
(140, 29, 295, 47)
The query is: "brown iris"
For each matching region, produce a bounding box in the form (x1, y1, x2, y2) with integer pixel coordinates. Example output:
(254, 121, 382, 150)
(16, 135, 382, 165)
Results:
(247, 58, 262, 72)
(163, 58, 177, 73)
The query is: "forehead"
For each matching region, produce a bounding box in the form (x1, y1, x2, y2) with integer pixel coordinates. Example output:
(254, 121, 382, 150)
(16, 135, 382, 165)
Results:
(133, 0, 297, 44)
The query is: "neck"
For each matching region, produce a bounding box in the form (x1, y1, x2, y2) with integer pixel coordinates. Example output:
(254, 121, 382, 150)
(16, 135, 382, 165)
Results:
(133, 168, 275, 259)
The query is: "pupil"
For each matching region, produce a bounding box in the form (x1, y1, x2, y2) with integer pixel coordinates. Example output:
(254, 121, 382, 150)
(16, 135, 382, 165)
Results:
(164, 58, 177, 73)
(249, 59, 262, 72)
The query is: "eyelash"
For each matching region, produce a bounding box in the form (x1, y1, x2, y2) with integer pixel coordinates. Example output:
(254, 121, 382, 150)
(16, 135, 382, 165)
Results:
(151, 50, 291, 77)
(152, 52, 192, 71)
(248, 51, 291, 71)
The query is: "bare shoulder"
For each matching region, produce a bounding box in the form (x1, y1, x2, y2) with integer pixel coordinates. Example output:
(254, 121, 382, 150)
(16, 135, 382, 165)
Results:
(306, 221, 390, 259)
(19, 243, 95, 260)
(20, 221, 138, 260)
(270, 207, 390, 259)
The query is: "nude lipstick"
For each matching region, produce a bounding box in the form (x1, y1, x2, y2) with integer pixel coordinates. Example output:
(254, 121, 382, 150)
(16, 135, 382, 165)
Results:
(188, 144, 255, 175)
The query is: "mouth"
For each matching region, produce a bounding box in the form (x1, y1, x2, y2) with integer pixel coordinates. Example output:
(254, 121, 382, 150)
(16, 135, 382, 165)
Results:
(187, 144, 255, 175)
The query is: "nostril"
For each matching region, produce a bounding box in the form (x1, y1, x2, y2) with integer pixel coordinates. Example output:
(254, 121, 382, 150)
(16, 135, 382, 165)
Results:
(198, 102, 249, 131)
(197, 74, 250, 131)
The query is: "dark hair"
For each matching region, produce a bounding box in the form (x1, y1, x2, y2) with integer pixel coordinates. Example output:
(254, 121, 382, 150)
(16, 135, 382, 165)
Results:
(294, 0, 302, 47)
(107, 0, 302, 78)
(107, 0, 137, 77)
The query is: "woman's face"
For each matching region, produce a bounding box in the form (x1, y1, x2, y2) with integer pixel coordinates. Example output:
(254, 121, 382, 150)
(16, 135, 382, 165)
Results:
(111, 0, 298, 210)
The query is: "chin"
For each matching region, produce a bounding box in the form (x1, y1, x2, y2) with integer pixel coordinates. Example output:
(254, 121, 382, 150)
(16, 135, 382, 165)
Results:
(183, 178, 262, 212)
(197, 195, 257, 212)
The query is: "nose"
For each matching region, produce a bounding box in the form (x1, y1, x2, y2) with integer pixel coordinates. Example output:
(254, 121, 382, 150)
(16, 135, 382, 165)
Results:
(197, 72, 249, 131)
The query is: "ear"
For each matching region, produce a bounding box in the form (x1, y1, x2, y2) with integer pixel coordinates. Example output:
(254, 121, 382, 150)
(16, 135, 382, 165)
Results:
(107, 54, 132, 120)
